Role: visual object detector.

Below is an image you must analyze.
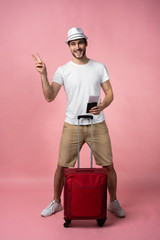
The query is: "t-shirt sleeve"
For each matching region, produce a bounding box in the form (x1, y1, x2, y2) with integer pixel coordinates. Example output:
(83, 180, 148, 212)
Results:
(100, 64, 110, 83)
(52, 67, 64, 85)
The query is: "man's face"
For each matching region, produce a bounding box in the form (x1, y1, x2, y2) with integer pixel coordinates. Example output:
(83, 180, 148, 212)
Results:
(68, 39, 87, 59)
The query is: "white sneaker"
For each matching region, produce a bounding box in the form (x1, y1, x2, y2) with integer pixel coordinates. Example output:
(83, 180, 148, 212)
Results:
(108, 200, 125, 218)
(41, 200, 63, 217)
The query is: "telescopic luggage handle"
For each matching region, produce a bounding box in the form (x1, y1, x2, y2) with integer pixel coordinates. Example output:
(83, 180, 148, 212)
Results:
(77, 115, 93, 168)
(78, 115, 93, 120)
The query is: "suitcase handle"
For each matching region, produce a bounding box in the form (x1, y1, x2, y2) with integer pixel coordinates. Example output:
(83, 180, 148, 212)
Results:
(78, 115, 93, 120)
(76, 169, 95, 173)
(77, 115, 93, 168)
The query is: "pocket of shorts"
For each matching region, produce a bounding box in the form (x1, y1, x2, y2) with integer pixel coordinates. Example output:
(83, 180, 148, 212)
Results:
(94, 121, 108, 134)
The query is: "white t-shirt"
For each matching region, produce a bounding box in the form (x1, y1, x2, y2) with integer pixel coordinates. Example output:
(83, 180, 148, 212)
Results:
(52, 59, 110, 125)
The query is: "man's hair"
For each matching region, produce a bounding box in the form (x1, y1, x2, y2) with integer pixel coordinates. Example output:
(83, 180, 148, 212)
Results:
(68, 38, 87, 46)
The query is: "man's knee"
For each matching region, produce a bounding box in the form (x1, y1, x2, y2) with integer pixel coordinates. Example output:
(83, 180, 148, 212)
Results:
(57, 164, 68, 172)
(103, 164, 115, 172)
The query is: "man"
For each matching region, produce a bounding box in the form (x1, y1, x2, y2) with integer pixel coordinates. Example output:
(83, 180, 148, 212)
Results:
(32, 27, 125, 218)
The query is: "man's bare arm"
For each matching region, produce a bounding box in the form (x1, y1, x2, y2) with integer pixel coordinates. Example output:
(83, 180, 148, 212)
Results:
(89, 80, 114, 115)
(32, 53, 61, 102)
(41, 72, 61, 102)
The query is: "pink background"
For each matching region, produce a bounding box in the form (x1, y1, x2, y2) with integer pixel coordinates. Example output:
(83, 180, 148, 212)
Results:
(0, 0, 160, 239)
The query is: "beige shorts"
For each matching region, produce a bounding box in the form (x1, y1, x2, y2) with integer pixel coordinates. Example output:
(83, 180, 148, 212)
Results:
(58, 121, 113, 167)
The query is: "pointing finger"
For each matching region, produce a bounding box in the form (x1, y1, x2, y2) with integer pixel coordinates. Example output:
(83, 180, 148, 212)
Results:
(32, 54, 37, 62)
(36, 53, 42, 63)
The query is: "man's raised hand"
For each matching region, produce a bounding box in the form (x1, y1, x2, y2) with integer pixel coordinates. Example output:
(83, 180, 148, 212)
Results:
(32, 53, 46, 75)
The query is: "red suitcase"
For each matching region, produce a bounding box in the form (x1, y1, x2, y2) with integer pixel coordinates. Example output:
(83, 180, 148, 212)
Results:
(63, 115, 107, 227)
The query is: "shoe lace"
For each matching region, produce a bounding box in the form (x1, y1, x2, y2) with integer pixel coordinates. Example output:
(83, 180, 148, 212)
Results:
(114, 201, 123, 212)
(47, 200, 55, 209)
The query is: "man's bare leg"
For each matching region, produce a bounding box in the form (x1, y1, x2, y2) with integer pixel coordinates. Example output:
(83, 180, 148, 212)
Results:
(53, 164, 66, 203)
(103, 164, 125, 217)
(103, 164, 117, 202)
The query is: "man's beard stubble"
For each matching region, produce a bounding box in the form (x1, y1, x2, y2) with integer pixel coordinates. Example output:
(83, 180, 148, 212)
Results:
(71, 48, 86, 59)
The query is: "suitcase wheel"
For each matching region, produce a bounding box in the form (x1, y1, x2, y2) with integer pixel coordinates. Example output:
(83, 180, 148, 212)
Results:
(96, 218, 107, 227)
(64, 218, 71, 228)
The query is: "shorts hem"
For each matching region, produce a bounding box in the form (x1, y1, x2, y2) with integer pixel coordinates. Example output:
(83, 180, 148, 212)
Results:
(95, 159, 113, 167)
(58, 162, 75, 168)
